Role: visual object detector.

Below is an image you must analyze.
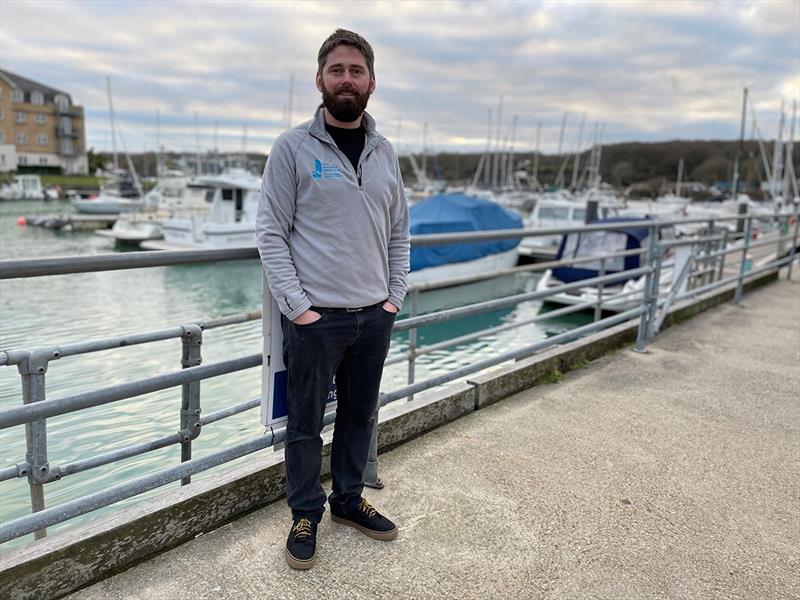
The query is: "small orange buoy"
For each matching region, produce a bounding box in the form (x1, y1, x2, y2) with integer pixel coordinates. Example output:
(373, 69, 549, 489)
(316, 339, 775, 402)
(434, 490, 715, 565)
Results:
(17, 217, 27, 226)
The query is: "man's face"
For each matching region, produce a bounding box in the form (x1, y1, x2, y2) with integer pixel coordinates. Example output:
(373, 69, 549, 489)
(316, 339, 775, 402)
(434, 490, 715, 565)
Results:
(316, 44, 375, 123)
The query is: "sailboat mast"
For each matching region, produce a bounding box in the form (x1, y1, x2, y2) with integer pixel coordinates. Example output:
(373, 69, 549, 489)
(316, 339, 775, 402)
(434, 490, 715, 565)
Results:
(106, 76, 119, 170)
(731, 87, 748, 198)
(570, 112, 586, 190)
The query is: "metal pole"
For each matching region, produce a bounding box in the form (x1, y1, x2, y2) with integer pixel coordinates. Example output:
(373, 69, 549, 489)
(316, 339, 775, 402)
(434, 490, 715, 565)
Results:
(635, 225, 657, 352)
(647, 241, 664, 338)
(594, 257, 605, 322)
(180, 325, 203, 485)
(717, 229, 729, 282)
(18, 352, 53, 539)
(407, 288, 419, 402)
(363, 409, 383, 489)
(734, 216, 753, 305)
(704, 220, 715, 287)
(776, 215, 787, 265)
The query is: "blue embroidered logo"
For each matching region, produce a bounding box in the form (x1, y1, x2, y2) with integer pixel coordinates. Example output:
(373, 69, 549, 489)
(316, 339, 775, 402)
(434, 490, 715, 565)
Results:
(312, 159, 343, 180)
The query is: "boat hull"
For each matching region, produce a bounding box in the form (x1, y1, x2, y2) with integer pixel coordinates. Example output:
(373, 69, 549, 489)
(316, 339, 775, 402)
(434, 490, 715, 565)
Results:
(408, 248, 519, 286)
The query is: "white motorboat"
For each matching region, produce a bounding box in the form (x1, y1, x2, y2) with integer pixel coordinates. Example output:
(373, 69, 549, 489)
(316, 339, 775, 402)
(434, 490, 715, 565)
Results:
(95, 174, 215, 244)
(518, 189, 625, 258)
(141, 170, 260, 250)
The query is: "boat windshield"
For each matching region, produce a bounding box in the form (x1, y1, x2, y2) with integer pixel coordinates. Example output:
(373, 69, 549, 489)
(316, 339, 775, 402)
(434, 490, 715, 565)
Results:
(539, 206, 569, 220)
(561, 231, 629, 271)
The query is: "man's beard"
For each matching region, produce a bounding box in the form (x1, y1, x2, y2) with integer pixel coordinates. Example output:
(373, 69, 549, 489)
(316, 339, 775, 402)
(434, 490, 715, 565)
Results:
(321, 84, 371, 123)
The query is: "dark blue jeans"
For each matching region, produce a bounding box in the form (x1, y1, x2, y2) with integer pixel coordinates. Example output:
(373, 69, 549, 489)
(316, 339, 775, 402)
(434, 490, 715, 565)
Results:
(281, 303, 395, 523)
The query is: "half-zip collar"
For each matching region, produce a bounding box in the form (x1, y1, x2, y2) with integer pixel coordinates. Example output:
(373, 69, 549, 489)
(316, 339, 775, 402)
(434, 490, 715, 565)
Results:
(309, 105, 384, 186)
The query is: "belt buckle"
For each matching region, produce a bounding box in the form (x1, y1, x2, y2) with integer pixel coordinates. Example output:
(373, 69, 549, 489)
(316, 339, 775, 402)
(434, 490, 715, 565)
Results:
(346, 307, 362, 313)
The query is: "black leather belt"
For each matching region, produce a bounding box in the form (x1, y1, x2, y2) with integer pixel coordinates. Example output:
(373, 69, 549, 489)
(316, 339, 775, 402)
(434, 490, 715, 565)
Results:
(311, 302, 384, 313)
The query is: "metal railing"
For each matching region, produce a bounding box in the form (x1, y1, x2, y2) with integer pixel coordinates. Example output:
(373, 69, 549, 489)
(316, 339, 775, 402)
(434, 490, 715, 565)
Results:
(0, 210, 797, 546)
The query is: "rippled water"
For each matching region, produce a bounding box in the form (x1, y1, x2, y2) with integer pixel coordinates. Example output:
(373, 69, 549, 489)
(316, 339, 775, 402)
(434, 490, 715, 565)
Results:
(0, 199, 590, 551)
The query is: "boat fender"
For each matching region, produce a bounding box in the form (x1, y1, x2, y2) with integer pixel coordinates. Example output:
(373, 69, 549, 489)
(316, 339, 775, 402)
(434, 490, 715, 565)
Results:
(16, 217, 26, 227)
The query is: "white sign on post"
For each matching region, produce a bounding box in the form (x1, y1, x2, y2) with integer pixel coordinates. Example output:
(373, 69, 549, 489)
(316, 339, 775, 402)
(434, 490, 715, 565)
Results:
(260, 276, 337, 427)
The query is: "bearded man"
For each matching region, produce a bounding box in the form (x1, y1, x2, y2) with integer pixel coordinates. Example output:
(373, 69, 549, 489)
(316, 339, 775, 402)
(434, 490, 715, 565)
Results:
(256, 29, 410, 570)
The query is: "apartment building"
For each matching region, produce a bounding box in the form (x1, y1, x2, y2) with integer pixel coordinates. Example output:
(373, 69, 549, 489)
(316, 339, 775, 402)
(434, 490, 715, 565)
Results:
(0, 69, 88, 174)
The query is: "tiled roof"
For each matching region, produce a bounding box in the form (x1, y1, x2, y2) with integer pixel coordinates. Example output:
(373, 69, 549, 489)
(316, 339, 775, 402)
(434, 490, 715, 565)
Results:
(0, 69, 71, 103)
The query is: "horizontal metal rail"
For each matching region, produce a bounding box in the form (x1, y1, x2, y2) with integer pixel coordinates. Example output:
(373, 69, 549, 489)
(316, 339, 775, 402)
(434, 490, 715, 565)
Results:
(7, 213, 792, 280)
(58, 432, 185, 478)
(200, 398, 261, 426)
(0, 354, 262, 429)
(409, 246, 646, 292)
(381, 306, 645, 404)
(394, 267, 650, 333)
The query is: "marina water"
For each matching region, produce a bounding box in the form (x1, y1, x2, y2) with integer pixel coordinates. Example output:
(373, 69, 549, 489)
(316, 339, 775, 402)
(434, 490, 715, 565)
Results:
(0, 199, 590, 550)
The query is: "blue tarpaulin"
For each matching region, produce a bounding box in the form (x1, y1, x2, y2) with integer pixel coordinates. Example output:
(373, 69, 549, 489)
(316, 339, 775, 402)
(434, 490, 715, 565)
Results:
(410, 194, 523, 271)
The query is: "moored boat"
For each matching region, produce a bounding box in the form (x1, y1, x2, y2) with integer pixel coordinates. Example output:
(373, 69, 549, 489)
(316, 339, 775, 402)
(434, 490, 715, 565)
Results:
(408, 193, 523, 286)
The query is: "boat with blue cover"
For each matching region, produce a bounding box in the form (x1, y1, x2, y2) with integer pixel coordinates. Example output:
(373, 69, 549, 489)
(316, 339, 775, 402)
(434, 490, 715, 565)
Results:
(408, 193, 523, 286)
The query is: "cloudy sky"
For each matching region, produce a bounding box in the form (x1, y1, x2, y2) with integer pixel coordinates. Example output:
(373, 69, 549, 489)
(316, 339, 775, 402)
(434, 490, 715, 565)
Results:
(1, 0, 797, 155)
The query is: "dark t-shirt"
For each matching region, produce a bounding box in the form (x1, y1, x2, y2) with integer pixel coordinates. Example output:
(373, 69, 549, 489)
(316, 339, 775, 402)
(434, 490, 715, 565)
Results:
(326, 122, 365, 173)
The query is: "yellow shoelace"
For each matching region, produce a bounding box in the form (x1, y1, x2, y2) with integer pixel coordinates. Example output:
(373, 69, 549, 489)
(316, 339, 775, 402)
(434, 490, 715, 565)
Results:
(359, 498, 377, 519)
(292, 517, 313, 539)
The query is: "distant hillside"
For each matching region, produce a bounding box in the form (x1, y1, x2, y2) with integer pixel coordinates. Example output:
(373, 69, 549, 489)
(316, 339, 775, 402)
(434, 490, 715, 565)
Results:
(399, 140, 798, 198)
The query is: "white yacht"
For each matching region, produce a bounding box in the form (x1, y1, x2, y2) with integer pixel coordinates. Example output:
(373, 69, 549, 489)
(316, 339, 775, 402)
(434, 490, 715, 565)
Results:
(95, 173, 215, 244)
(141, 170, 260, 250)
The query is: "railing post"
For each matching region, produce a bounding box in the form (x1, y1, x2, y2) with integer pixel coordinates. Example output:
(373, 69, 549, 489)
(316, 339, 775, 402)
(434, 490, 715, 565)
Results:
(647, 240, 664, 338)
(734, 216, 753, 305)
(634, 225, 657, 352)
(787, 207, 799, 280)
(406, 288, 419, 402)
(704, 219, 715, 287)
(17, 349, 61, 539)
(776, 214, 787, 268)
(362, 408, 383, 490)
(179, 324, 203, 485)
(594, 257, 605, 322)
(716, 228, 729, 282)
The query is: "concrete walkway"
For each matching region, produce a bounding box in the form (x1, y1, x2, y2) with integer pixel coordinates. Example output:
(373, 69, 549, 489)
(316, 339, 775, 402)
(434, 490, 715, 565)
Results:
(70, 274, 800, 600)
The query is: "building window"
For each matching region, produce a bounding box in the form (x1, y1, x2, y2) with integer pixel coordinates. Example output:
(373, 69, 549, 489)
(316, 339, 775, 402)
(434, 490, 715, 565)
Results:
(37, 133, 48, 145)
(59, 116, 71, 133)
(12, 89, 24, 102)
(54, 94, 69, 111)
(0, 131, 4, 143)
(17, 132, 28, 144)
(60, 138, 73, 154)
(0, 109, 3, 121)
(35, 113, 47, 125)
(39, 156, 48, 165)
(31, 91, 44, 105)
(15, 111, 26, 124)
(19, 155, 28, 166)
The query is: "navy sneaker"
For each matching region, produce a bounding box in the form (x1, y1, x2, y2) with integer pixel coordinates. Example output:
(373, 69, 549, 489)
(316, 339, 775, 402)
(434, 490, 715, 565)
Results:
(285, 517, 317, 570)
(330, 498, 398, 541)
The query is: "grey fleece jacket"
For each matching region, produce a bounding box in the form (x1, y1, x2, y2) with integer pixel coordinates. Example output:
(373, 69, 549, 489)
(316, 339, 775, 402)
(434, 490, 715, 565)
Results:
(256, 106, 410, 322)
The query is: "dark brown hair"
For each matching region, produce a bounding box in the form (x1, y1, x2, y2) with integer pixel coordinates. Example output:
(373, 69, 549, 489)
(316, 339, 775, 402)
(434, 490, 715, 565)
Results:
(317, 29, 375, 78)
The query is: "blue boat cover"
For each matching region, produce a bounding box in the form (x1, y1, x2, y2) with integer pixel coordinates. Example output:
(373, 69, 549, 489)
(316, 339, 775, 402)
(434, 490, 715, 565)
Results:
(553, 217, 651, 284)
(410, 194, 523, 271)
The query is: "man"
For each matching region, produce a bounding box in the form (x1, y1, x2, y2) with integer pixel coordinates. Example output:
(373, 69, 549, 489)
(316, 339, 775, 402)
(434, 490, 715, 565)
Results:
(256, 29, 410, 570)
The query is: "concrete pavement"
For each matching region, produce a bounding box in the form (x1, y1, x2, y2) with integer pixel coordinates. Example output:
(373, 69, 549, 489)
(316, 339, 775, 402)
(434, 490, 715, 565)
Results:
(69, 272, 800, 600)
